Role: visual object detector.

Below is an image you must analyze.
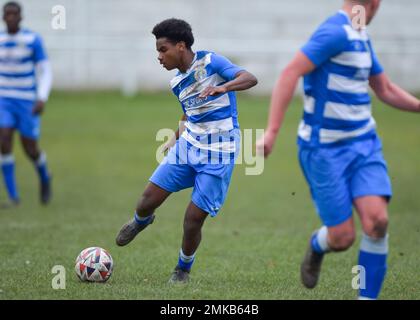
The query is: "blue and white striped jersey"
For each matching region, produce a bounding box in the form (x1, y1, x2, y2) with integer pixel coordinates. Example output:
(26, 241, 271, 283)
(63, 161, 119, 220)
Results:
(299, 10, 383, 147)
(171, 51, 244, 154)
(0, 28, 47, 101)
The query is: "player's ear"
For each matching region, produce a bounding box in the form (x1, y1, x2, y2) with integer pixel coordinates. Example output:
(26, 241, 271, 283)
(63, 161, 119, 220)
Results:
(177, 41, 186, 52)
(370, 0, 380, 11)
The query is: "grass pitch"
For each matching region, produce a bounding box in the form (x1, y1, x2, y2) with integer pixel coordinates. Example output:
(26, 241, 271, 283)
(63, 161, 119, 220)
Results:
(0, 91, 419, 300)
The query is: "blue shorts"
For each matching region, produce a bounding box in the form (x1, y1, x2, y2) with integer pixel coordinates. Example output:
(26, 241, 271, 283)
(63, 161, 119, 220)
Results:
(150, 134, 239, 217)
(298, 136, 392, 227)
(0, 98, 40, 139)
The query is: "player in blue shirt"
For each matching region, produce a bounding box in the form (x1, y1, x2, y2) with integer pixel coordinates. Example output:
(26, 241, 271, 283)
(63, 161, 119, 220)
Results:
(0, 2, 52, 207)
(116, 18, 257, 283)
(257, 0, 420, 299)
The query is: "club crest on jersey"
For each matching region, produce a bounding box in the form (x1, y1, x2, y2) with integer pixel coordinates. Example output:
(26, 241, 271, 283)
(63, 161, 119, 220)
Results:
(194, 66, 207, 82)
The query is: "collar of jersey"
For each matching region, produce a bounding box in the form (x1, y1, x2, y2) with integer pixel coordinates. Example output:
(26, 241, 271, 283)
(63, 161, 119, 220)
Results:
(338, 9, 352, 25)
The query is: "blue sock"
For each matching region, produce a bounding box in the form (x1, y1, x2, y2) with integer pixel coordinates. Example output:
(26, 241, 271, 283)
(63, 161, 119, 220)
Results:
(134, 212, 153, 225)
(311, 226, 330, 254)
(35, 152, 50, 183)
(1, 154, 19, 201)
(358, 233, 388, 300)
(177, 249, 195, 271)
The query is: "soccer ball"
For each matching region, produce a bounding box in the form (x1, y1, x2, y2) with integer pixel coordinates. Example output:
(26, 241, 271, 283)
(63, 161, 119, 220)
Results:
(75, 247, 113, 282)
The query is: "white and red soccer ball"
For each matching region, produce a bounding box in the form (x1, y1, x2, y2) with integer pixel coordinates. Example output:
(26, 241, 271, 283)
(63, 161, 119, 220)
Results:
(75, 247, 113, 282)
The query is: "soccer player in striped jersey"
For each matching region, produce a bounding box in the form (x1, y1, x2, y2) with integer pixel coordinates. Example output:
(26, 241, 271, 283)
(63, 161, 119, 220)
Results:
(0, 2, 52, 207)
(257, 0, 420, 299)
(116, 18, 257, 283)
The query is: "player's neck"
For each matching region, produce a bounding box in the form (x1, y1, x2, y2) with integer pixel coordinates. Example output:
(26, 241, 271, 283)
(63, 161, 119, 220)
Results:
(7, 27, 20, 35)
(341, 4, 356, 20)
(178, 50, 195, 73)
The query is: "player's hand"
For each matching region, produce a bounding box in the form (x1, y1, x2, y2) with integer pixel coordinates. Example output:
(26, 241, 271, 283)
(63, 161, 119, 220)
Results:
(162, 142, 172, 154)
(32, 100, 45, 115)
(199, 86, 227, 99)
(256, 130, 277, 158)
(162, 135, 177, 154)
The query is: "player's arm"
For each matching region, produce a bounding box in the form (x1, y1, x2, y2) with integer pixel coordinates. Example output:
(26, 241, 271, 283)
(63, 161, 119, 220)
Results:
(199, 53, 257, 98)
(257, 23, 347, 158)
(199, 70, 258, 98)
(175, 113, 187, 139)
(256, 52, 315, 158)
(33, 35, 52, 115)
(163, 113, 187, 153)
(369, 73, 420, 113)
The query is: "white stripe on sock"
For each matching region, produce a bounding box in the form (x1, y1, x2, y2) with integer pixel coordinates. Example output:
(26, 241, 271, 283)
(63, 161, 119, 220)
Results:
(0, 154, 14, 164)
(317, 226, 331, 253)
(180, 249, 195, 263)
(134, 212, 152, 223)
(360, 233, 388, 255)
(36, 152, 47, 166)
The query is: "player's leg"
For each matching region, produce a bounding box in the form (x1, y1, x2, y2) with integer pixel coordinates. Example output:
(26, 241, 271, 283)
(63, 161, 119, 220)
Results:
(20, 136, 51, 204)
(322, 218, 356, 252)
(16, 99, 52, 204)
(182, 202, 208, 255)
(299, 146, 356, 288)
(350, 138, 392, 300)
(354, 196, 389, 300)
(169, 201, 208, 283)
(302, 217, 356, 289)
(116, 140, 196, 246)
(169, 161, 235, 284)
(116, 182, 172, 246)
(0, 127, 20, 204)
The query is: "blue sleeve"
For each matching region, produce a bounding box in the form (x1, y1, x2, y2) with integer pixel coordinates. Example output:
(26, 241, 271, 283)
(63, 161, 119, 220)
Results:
(368, 40, 383, 76)
(301, 23, 348, 67)
(211, 53, 244, 81)
(33, 34, 48, 63)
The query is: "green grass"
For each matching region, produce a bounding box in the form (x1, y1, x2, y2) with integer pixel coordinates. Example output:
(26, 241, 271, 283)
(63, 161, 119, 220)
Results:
(0, 91, 419, 300)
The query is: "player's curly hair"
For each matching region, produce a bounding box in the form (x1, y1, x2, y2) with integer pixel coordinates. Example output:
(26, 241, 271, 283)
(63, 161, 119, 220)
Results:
(152, 18, 194, 49)
(3, 1, 21, 13)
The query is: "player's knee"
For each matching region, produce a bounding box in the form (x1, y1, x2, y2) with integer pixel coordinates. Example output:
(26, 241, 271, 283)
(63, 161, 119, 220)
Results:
(365, 212, 388, 238)
(183, 215, 197, 231)
(26, 150, 39, 161)
(183, 220, 196, 235)
(22, 145, 39, 161)
(329, 231, 355, 252)
(183, 221, 201, 236)
(183, 214, 204, 234)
